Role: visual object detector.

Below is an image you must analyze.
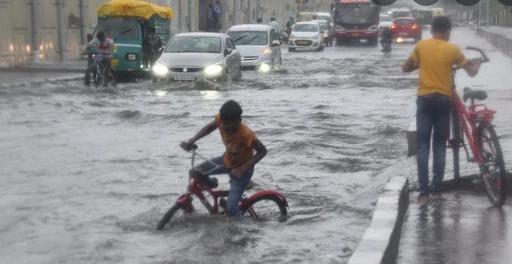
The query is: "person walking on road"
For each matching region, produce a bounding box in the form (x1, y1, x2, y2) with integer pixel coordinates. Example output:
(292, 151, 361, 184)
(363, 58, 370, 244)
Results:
(402, 16, 482, 202)
(212, 0, 222, 31)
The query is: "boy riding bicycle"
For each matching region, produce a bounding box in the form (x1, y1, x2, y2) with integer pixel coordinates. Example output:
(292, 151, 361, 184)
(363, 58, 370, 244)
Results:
(181, 100, 267, 217)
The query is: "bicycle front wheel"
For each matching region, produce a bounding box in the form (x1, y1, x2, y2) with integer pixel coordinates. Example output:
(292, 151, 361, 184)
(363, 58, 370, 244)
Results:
(242, 195, 287, 222)
(478, 123, 507, 206)
(156, 203, 186, 230)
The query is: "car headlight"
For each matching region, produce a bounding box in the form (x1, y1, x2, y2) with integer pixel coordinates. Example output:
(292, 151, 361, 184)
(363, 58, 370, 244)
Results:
(324, 33, 329, 38)
(258, 63, 271, 73)
(204, 64, 224, 76)
(262, 48, 272, 56)
(152, 63, 168, 76)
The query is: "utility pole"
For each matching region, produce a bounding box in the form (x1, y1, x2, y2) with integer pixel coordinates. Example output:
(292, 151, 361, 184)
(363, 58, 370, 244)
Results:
(187, 0, 193, 32)
(30, 0, 39, 62)
(486, 0, 490, 27)
(56, 0, 66, 61)
(79, 0, 86, 45)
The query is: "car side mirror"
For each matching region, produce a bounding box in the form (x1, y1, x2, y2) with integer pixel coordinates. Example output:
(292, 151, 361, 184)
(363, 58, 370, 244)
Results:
(320, 31, 325, 34)
(224, 48, 232, 56)
(271, 40, 281, 47)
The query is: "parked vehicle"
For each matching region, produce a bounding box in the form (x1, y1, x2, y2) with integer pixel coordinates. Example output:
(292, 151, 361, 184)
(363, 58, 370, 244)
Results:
(334, 0, 381, 45)
(227, 24, 282, 72)
(95, 0, 173, 78)
(288, 22, 325, 52)
(391, 17, 422, 43)
(152, 33, 242, 82)
(311, 20, 334, 46)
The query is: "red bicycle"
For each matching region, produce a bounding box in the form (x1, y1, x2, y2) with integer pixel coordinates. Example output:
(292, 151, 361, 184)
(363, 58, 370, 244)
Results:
(156, 144, 288, 230)
(451, 47, 507, 206)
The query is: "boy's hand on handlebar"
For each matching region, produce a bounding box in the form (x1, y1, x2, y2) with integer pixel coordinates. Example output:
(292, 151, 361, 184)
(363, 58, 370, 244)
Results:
(180, 140, 197, 151)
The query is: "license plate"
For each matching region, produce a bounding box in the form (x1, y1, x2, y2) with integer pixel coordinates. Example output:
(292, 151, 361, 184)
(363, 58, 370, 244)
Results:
(174, 74, 196, 81)
(352, 33, 360, 36)
(398, 32, 408, 36)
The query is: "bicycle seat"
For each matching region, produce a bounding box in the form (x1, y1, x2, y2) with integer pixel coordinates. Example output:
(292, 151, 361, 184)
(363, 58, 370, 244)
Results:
(205, 177, 218, 189)
(463, 87, 487, 102)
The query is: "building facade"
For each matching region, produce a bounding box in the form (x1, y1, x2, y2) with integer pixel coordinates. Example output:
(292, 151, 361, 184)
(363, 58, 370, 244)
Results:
(0, 0, 300, 67)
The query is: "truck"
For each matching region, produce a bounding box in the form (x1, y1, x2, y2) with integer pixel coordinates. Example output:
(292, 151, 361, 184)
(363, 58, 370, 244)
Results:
(95, 0, 174, 79)
(333, 0, 381, 46)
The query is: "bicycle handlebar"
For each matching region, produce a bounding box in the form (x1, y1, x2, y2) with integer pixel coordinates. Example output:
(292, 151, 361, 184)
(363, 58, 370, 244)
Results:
(466, 46, 490, 63)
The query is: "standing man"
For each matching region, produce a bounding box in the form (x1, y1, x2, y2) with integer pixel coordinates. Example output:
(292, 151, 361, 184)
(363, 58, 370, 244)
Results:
(143, 27, 162, 68)
(402, 16, 481, 202)
(213, 0, 222, 31)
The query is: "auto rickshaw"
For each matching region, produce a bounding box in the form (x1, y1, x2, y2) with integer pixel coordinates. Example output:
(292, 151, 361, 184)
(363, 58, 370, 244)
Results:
(95, 0, 173, 79)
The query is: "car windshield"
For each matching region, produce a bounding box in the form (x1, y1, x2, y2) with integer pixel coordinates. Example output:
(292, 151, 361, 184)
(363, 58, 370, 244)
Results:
(380, 15, 392, 22)
(95, 18, 140, 41)
(228, 31, 268, 45)
(293, 24, 318, 32)
(336, 3, 380, 25)
(165, 36, 222, 53)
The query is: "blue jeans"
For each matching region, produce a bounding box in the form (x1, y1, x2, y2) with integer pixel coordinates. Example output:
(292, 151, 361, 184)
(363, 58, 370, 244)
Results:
(191, 156, 254, 217)
(416, 94, 451, 195)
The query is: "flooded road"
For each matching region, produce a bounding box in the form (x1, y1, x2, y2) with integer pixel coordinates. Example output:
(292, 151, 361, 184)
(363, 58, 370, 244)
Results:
(1, 28, 509, 263)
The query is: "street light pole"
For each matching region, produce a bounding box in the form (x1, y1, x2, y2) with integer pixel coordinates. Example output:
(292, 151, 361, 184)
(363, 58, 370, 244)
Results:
(56, 0, 66, 62)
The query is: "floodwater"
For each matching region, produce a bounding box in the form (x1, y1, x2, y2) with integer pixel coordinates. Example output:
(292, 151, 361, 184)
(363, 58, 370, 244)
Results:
(1, 28, 510, 264)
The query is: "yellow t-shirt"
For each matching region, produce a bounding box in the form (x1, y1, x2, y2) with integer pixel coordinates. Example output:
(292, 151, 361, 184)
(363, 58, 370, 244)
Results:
(409, 39, 467, 97)
(214, 114, 256, 169)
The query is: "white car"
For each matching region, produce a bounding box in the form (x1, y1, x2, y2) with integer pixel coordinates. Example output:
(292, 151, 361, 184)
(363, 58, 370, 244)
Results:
(288, 22, 324, 52)
(379, 14, 393, 30)
(152, 33, 242, 81)
(227, 24, 282, 72)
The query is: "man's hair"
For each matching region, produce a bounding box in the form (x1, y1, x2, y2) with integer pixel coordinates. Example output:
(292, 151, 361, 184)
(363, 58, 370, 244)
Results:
(220, 100, 242, 121)
(86, 33, 93, 41)
(270, 17, 276, 21)
(432, 16, 451, 33)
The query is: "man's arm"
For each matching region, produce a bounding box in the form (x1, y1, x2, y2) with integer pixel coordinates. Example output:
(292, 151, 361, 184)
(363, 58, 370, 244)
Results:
(402, 56, 419, 73)
(231, 137, 267, 178)
(182, 121, 217, 149)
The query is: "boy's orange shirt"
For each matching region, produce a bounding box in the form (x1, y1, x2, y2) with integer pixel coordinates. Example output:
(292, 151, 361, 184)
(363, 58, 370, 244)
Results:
(215, 114, 256, 168)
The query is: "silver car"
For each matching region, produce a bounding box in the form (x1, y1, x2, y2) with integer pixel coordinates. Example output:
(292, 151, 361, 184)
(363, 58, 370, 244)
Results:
(152, 33, 242, 81)
(227, 24, 282, 72)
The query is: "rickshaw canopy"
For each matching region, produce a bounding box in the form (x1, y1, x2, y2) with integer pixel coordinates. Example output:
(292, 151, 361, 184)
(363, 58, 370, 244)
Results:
(97, 0, 174, 20)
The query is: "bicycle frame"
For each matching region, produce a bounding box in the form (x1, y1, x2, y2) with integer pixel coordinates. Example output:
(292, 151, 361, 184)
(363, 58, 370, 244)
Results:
(452, 91, 496, 165)
(175, 149, 288, 215)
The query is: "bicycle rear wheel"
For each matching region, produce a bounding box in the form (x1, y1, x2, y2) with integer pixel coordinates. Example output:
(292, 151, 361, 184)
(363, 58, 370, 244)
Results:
(156, 203, 186, 230)
(477, 123, 507, 206)
(242, 195, 287, 222)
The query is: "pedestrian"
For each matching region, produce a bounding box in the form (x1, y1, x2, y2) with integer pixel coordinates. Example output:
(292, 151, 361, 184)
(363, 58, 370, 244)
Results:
(143, 27, 162, 68)
(402, 16, 482, 202)
(213, 0, 222, 31)
(207, 4, 213, 31)
(269, 17, 283, 36)
(84, 33, 96, 86)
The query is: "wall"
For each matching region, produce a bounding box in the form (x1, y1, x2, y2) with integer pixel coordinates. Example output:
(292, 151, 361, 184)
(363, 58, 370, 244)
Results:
(0, 0, 301, 66)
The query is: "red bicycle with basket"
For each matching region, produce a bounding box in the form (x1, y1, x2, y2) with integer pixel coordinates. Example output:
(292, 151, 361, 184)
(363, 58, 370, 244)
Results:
(156, 144, 288, 230)
(451, 47, 508, 206)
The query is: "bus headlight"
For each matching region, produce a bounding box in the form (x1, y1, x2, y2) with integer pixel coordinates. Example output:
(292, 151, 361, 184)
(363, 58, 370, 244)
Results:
(204, 64, 224, 76)
(152, 63, 169, 76)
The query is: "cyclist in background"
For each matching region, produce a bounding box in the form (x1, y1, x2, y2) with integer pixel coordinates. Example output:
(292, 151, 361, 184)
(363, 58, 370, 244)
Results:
(402, 16, 482, 202)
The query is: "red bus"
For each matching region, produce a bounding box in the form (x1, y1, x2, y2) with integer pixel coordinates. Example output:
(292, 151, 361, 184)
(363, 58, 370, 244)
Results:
(334, 0, 381, 45)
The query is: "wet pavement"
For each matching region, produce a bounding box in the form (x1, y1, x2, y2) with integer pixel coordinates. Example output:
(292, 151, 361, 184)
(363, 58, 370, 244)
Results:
(0, 28, 511, 264)
(397, 192, 512, 264)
